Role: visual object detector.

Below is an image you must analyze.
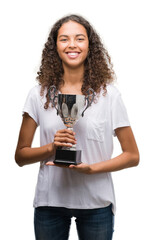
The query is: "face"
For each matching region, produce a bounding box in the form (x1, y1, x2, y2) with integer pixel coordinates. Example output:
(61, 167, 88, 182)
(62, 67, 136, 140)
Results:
(56, 21, 89, 69)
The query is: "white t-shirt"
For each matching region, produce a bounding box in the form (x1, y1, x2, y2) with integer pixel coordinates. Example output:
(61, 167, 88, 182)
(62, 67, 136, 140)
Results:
(23, 84, 130, 215)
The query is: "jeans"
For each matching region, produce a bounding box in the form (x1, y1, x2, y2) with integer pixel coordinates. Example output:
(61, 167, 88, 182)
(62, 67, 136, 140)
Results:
(34, 204, 114, 240)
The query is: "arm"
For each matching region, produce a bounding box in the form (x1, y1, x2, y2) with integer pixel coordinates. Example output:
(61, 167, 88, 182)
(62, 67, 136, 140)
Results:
(69, 126, 139, 174)
(90, 126, 139, 173)
(15, 113, 76, 167)
(15, 113, 54, 167)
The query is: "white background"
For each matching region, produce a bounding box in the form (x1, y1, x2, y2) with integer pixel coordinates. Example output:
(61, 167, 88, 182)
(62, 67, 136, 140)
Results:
(0, 0, 154, 239)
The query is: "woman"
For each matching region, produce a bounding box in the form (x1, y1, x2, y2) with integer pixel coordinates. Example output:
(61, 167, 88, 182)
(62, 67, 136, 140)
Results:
(15, 14, 139, 240)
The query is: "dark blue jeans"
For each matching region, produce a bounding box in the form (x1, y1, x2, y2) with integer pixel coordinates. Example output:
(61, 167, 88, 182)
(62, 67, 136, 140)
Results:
(34, 204, 114, 240)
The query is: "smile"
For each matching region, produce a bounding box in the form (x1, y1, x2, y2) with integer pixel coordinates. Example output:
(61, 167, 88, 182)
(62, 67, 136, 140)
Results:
(65, 52, 81, 59)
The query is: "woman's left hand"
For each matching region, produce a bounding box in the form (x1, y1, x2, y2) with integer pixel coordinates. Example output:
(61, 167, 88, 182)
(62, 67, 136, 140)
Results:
(69, 163, 92, 174)
(46, 162, 92, 174)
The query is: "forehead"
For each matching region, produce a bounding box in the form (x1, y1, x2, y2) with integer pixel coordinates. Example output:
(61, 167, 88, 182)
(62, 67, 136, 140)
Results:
(58, 21, 87, 36)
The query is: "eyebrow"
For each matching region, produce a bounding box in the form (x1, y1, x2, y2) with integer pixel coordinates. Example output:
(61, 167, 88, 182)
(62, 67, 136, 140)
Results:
(58, 34, 86, 38)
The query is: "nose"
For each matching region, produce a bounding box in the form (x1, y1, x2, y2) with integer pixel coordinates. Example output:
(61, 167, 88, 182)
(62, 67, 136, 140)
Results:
(68, 39, 76, 48)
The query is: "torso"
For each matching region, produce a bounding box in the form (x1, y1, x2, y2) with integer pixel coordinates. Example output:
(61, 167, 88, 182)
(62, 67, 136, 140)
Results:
(23, 84, 131, 215)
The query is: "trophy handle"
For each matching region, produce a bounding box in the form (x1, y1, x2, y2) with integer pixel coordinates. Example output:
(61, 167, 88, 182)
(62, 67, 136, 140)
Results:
(81, 88, 95, 117)
(48, 85, 59, 114)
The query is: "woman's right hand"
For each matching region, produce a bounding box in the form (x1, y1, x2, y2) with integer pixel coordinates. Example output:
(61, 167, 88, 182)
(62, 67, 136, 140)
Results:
(15, 113, 77, 167)
(52, 128, 77, 153)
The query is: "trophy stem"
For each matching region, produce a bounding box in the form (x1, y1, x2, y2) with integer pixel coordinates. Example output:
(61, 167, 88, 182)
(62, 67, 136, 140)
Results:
(67, 127, 73, 131)
(69, 144, 76, 151)
(63, 144, 76, 151)
(65, 127, 76, 151)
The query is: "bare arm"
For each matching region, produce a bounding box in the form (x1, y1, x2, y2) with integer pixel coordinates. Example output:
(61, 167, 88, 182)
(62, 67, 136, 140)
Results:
(68, 126, 139, 174)
(15, 113, 77, 167)
(90, 126, 139, 173)
(15, 113, 54, 167)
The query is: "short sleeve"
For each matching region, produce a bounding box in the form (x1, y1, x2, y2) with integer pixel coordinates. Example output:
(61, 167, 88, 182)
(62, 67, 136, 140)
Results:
(112, 92, 130, 136)
(23, 87, 39, 125)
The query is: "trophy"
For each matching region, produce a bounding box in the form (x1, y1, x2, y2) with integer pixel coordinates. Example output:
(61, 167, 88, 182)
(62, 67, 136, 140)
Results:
(48, 86, 95, 165)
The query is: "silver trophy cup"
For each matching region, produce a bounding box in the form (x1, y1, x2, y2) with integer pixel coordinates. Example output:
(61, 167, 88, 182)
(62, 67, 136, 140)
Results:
(48, 86, 94, 165)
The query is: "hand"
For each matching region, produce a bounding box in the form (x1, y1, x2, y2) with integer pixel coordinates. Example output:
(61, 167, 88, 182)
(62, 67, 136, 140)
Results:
(46, 161, 92, 174)
(53, 128, 77, 153)
(69, 163, 92, 174)
(46, 161, 71, 168)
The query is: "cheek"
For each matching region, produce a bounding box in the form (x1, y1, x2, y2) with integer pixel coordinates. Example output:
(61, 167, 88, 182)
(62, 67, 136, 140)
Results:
(82, 45, 89, 57)
(56, 48, 61, 57)
(81, 42, 89, 54)
(57, 42, 64, 52)
(57, 44, 68, 58)
(56, 46, 64, 59)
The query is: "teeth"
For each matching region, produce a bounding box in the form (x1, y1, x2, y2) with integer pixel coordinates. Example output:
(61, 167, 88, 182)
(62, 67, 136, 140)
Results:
(67, 53, 78, 56)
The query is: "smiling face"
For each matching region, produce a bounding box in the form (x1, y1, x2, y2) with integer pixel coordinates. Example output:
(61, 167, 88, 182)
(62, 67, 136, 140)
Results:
(56, 21, 89, 70)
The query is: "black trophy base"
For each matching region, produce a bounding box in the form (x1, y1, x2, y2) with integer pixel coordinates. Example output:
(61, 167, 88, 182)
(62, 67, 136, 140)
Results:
(54, 149, 82, 165)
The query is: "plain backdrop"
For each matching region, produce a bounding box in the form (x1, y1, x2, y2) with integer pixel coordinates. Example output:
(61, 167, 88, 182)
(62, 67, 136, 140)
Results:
(0, 0, 154, 239)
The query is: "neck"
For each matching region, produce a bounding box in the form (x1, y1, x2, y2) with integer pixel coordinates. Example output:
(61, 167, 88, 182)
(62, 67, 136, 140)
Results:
(62, 64, 84, 85)
(59, 65, 84, 94)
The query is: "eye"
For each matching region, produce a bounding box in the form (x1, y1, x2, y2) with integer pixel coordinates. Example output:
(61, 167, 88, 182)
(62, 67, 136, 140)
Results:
(77, 38, 85, 41)
(60, 39, 68, 42)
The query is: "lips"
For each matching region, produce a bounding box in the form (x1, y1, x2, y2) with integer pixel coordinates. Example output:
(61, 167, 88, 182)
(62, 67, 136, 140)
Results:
(65, 52, 81, 59)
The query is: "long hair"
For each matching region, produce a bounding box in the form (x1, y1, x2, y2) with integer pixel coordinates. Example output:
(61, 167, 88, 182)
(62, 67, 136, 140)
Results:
(36, 14, 115, 109)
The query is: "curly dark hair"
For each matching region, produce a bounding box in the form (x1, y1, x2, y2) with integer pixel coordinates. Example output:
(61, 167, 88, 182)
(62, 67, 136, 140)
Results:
(36, 14, 115, 109)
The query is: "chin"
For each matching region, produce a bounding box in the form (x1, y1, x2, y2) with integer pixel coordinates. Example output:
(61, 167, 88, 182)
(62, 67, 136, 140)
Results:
(63, 60, 85, 69)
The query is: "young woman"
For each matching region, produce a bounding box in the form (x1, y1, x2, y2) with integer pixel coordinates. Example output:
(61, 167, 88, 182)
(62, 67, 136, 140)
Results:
(15, 14, 139, 240)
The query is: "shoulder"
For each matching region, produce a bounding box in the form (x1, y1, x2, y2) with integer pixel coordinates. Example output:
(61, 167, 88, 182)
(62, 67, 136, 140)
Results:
(98, 84, 122, 106)
(28, 85, 41, 97)
(25, 85, 42, 103)
(24, 85, 43, 107)
(106, 83, 121, 98)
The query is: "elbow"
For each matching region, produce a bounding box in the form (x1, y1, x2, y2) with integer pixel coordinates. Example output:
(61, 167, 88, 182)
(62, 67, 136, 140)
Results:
(15, 153, 24, 167)
(131, 152, 140, 167)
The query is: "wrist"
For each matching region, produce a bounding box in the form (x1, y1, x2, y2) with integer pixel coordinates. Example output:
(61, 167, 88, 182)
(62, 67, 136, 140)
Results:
(90, 162, 103, 174)
(47, 143, 55, 156)
(89, 164, 95, 174)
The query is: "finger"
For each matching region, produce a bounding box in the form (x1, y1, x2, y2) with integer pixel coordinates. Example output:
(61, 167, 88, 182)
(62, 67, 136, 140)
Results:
(57, 129, 76, 135)
(55, 133, 76, 140)
(69, 164, 76, 169)
(69, 163, 82, 168)
(46, 162, 69, 168)
(46, 161, 55, 166)
(54, 137, 77, 144)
